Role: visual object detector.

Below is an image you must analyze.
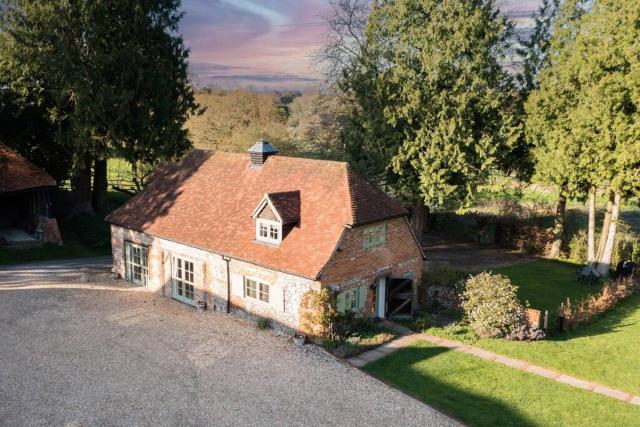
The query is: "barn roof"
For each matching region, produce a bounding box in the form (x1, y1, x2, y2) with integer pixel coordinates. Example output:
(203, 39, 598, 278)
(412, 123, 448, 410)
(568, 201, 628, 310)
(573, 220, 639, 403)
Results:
(0, 144, 56, 193)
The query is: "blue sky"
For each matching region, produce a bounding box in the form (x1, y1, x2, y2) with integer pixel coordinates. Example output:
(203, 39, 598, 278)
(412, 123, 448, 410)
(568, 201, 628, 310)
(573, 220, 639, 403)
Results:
(181, 0, 542, 90)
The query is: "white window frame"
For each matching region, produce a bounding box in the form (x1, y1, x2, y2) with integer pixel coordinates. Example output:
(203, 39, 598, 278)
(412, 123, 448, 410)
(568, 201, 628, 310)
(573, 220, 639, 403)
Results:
(345, 288, 358, 311)
(363, 223, 386, 249)
(244, 277, 270, 303)
(256, 218, 282, 245)
(172, 255, 196, 305)
(124, 241, 148, 287)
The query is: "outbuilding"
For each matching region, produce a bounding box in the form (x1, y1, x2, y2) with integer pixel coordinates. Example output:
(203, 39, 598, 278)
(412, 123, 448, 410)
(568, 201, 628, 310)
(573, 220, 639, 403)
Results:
(106, 140, 424, 331)
(0, 144, 61, 248)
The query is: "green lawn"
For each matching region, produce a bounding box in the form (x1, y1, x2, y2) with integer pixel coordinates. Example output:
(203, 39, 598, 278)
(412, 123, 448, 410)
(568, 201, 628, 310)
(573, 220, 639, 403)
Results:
(493, 259, 599, 316)
(365, 340, 640, 427)
(420, 259, 640, 396)
(476, 293, 640, 396)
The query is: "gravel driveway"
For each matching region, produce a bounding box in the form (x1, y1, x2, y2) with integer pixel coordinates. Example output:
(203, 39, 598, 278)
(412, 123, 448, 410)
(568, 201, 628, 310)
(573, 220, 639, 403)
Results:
(0, 260, 457, 426)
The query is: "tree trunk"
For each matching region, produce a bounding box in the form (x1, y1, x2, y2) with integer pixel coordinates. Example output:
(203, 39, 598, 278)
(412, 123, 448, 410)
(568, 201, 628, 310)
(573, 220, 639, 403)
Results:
(595, 191, 614, 263)
(587, 187, 596, 265)
(70, 153, 94, 216)
(92, 157, 108, 212)
(549, 188, 567, 258)
(595, 192, 621, 277)
(411, 200, 425, 246)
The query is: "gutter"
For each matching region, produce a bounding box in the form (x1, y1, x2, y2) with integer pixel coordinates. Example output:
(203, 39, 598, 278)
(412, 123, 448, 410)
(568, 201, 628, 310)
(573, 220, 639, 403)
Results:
(223, 255, 231, 313)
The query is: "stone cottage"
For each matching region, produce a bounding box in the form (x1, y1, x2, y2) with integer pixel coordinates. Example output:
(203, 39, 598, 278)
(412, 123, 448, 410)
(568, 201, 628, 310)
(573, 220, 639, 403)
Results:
(106, 140, 424, 331)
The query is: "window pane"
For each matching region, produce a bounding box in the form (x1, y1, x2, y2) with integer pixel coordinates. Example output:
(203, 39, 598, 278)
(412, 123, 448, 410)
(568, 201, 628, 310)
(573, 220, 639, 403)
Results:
(363, 224, 385, 248)
(246, 279, 257, 298)
(259, 283, 270, 302)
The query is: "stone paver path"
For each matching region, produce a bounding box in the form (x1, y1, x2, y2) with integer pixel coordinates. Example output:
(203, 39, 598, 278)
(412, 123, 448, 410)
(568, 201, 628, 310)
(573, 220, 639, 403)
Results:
(348, 323, 640, 406)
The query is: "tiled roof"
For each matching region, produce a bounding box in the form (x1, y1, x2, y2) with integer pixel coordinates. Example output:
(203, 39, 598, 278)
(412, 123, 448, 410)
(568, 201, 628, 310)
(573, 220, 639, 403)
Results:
(0, 144, 56, 193)
(266, 191, 301, 224)
(106, 150, 407, 279)
(347, 169, 407, 225)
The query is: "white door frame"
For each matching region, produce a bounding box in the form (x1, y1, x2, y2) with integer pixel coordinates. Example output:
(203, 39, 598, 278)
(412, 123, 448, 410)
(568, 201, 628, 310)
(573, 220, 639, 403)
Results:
(376, 277, 387, 318)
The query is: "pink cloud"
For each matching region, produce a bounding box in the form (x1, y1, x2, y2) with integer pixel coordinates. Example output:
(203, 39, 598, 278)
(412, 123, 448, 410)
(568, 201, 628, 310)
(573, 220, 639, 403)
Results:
(181, 0, 542, 90)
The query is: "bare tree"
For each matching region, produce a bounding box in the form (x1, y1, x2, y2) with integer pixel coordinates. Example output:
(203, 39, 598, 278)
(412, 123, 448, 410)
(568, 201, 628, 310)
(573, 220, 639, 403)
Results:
(313, 0, 370, 91)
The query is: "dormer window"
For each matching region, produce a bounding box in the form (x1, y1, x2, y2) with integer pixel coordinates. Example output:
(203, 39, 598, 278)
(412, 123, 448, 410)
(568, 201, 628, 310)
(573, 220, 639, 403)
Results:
(256, 218, 281, 244)
(251, 190, 301, 246)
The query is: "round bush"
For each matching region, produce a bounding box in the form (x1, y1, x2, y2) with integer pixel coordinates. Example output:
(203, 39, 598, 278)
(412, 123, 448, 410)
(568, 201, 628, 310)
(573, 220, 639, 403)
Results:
(462, 272, 524, 338)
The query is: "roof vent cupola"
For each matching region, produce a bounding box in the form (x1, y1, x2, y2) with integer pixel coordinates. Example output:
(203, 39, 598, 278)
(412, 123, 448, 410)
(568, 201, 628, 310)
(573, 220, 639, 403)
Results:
(248, 139, 278, 167)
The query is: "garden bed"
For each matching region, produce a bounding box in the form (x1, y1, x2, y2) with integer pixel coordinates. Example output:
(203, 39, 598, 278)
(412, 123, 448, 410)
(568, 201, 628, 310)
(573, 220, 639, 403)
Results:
(326, 321, 399, 358)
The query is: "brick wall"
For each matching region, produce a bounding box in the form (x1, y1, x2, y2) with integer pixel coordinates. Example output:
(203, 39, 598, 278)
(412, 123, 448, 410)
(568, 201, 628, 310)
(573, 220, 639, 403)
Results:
(318, 217, 423, 314)
(110, 225, 321, 330)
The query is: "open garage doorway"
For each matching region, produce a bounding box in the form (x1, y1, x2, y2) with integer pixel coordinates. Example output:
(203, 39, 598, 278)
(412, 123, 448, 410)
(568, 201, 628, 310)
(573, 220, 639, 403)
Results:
(374, 277, 414, 319)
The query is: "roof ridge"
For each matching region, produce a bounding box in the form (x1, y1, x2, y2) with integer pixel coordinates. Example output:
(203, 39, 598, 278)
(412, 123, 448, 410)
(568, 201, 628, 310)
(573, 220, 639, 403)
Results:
(206, 150, 349, 166)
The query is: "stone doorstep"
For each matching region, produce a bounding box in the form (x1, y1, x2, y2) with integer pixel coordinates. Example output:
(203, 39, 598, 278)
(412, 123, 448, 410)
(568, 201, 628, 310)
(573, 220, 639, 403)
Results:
(557, 375, 592, 391)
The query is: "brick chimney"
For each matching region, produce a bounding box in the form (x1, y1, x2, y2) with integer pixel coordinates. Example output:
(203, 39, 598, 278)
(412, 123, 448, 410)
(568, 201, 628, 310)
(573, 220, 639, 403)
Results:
(248, 139, 278, 167)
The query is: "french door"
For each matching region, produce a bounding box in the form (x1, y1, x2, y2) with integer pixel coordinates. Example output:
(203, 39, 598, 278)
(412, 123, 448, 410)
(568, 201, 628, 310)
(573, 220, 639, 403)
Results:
(125, 242, 148, 287)
(172, 256, 196, 305)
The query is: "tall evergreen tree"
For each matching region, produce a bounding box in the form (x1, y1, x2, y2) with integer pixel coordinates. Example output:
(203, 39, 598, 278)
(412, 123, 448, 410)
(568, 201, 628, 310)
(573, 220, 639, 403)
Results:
(342, 0, 519, 237)
(0, 0, 199, 213)
(527, 0, 640, 274)
(524, 0, 592, 259)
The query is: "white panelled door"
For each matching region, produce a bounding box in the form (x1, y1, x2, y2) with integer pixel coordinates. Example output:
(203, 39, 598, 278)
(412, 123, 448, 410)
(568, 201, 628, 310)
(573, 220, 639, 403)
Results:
(376, 277, 386, 318)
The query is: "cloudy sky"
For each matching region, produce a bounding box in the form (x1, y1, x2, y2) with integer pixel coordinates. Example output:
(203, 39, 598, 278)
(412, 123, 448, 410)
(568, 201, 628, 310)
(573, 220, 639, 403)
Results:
(181, 0, 542, 91)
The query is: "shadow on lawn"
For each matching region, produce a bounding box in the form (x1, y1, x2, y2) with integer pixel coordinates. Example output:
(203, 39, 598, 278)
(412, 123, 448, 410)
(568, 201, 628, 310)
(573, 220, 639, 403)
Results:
(366, 346, 537, 427)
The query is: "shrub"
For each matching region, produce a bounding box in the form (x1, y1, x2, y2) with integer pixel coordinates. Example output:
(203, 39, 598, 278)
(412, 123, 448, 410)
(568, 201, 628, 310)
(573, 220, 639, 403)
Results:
(496, 223, 554, 255)
(560, 277, 640, 330)
(331, 311, 371, 342)
(567, 230, 588, 263)
(612, 235, 640, 267)
(322, 338, 337, 349)
(506, 325, 546, 341)
(462, 272, 524, 338)
(256, 317, 270, 330)
(414, 312, 434, 331)
(299, 289, 336, 338)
